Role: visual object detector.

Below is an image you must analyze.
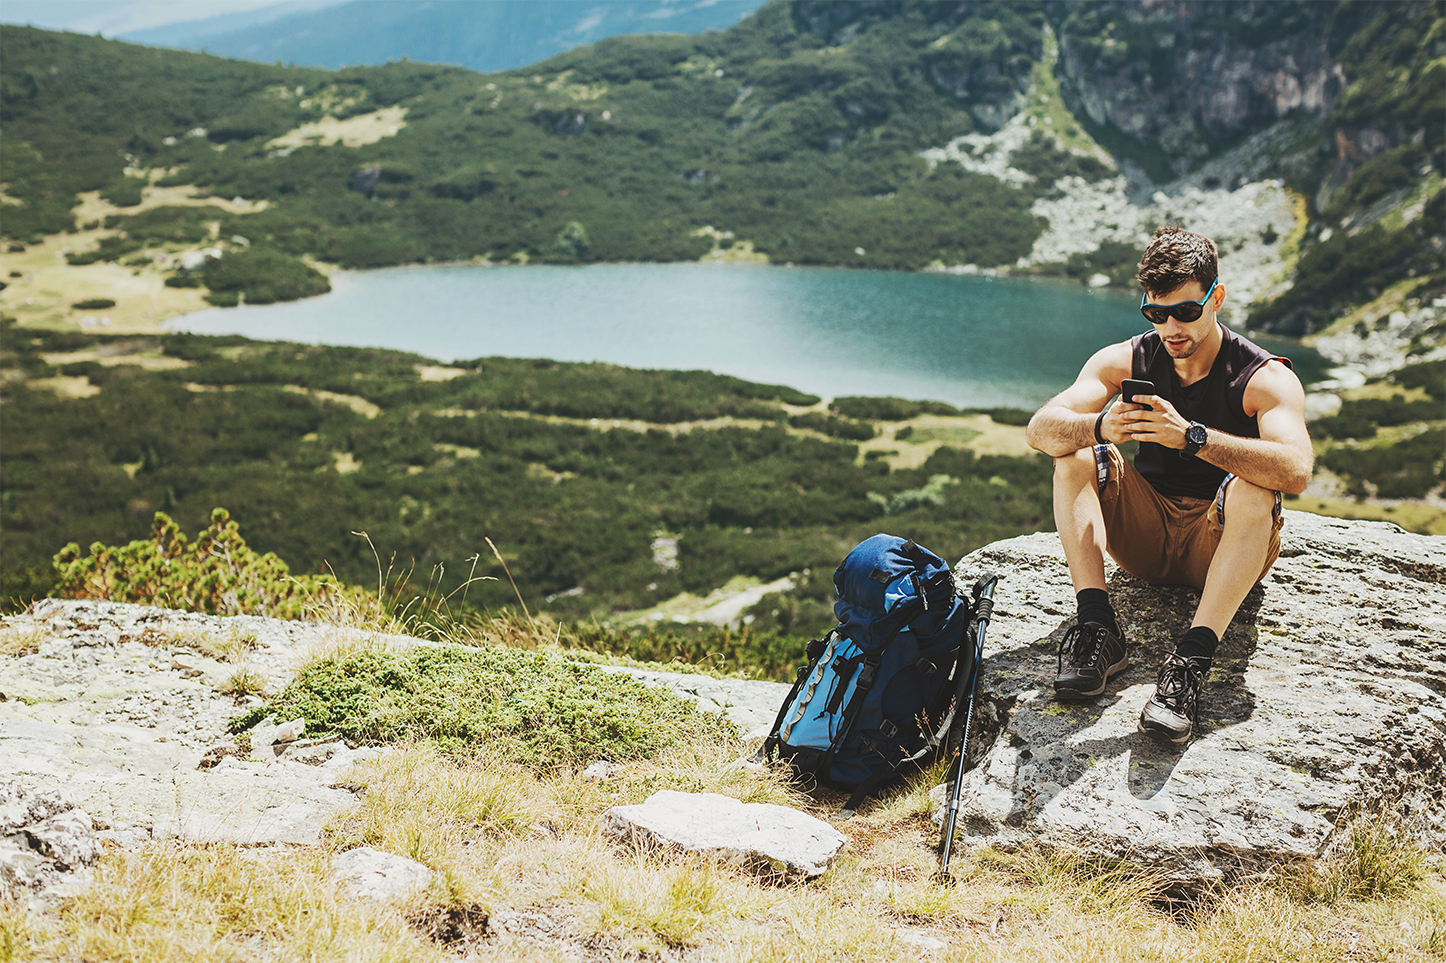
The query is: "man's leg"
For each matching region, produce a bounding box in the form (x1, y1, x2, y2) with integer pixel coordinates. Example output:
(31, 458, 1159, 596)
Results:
(1190, 477, 1277, 637)
(1052, 447, 1108, 593)
(1139, 476, 1278, 744)
(1052, 447, 1128, 699)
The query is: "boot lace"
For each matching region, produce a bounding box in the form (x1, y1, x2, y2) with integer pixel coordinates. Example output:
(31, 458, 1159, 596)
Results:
(1057, 622, 1107, 674)
(1153, 653, 1206, 732)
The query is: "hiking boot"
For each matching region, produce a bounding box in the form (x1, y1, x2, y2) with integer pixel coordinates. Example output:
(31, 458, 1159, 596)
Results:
(1138, 654, 1208, 745)
(1054, 621, 1128, 701)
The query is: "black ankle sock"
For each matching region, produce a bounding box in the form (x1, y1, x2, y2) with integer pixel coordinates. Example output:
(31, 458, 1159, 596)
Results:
(1075, 589, 1117, 634)
(1175, 626, 1219, 665)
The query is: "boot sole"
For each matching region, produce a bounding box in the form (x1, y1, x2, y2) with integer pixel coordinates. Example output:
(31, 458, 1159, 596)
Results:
(1137, 717, 1191, 745)
(1053, 654, 1129, 701)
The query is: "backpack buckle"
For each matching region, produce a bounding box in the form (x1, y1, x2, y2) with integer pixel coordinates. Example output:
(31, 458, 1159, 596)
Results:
(856, 662, 878, 690)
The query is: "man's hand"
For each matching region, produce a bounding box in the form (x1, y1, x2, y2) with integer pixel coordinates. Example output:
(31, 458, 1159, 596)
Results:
(1111, 395, 1190, 449)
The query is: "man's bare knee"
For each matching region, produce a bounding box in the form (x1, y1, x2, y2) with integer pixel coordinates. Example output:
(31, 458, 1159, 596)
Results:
(1054, 447, 1096, 481)
(1221, 477, 1274, 528)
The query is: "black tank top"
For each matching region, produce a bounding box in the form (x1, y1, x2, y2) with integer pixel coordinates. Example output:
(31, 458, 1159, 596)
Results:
(1131, 325, 1286, 500)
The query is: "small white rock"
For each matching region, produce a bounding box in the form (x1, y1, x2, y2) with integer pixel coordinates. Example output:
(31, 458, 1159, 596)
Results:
(582, 760, 619, 782)
(331, 846, 434, 903)
(603, 790, 847, 878)
(897, 931, 948, 952)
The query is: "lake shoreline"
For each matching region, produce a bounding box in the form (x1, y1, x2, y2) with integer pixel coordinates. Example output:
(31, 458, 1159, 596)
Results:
(164, 260, 1331, 409)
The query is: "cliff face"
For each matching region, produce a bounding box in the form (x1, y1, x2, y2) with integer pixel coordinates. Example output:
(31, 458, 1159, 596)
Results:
(1053, 0, 1345, 177)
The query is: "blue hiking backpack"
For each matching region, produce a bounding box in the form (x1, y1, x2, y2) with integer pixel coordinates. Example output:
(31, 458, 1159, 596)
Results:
(762, 534, 976, 813)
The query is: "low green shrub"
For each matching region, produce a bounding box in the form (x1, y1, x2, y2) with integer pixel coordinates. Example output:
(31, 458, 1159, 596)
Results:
(1324, 144, 1427, 221)
(66, 235, 143, 265)
(831, 396, 958, 420)
(1313, 411, 1377, 440)
(233, 642, 736, 768)
(57, 360, 103, 378)
(99, 176, 146, 207)
(867, 473, 959, 516)
(1009, 130, 1112, 185)
(52, 508, 363, 618)
(1319, 428, 1445, 499)
(1252, 191, 1444, 335)
(71, 298, 116, 310)
(1057, 239, 1145, 288)
(963, 406, 1034, 426)
(1391, 359, 1445, 401)
(200, 247, 331, 305)
(789, 411, 875, 440)
(1313, 395, 1441, 439)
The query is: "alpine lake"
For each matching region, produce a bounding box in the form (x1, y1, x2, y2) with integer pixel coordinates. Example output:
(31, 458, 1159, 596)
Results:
(169, 262, 1328, 409)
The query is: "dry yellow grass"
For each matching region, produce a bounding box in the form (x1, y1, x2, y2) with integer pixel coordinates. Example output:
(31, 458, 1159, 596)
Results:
(5, 746, 1442, 962)
(0, 187, 271, 335)
(264, 106, 408, 152)
(0, 623, 49, 657)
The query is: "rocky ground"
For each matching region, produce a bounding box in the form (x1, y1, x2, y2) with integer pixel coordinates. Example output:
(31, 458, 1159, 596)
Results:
(4, 511, 1442, 906)
(921, 112, 1303, 317)
(0, 600, 790, 904)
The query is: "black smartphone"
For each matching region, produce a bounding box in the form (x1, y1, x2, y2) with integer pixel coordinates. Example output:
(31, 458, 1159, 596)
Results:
(1121, 379, 1155, 411)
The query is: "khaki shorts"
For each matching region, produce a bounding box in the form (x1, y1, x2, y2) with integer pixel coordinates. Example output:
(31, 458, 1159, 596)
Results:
(1094, 445, 1283, 590)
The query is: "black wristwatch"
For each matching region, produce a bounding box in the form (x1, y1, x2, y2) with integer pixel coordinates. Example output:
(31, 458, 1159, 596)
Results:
(1180, 422, 1207, 458)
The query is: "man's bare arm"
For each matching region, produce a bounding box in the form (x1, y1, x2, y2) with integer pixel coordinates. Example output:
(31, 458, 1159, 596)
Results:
(1027, 342, 1134, 457)
(1123, 361, 1314, 493)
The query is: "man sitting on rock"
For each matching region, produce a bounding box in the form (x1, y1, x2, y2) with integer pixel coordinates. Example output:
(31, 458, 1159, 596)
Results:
(1025, 226, 1313, 744)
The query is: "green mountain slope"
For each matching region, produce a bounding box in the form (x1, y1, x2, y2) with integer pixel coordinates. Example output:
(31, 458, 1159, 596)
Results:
(0, 3, 1062, 272)
(2, 2, 1440, 307)
(1, 1, 1442, 630)
(0, 322, 1054, 662)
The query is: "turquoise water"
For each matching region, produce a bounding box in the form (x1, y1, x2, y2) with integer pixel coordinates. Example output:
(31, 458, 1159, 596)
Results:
(169, 263, 1323, 409)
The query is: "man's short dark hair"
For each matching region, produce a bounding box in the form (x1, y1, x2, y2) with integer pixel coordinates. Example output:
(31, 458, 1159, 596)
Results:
(1136, 226, 1218, 297)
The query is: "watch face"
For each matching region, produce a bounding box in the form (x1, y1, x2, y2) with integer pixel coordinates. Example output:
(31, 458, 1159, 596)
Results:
(1187, 424, 1207, 446)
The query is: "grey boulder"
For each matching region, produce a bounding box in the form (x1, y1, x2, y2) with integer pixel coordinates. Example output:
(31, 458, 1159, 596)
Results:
(331, 846, 435, 902)
(603, 790, 847, 878)
(936, 511, 1446, 889)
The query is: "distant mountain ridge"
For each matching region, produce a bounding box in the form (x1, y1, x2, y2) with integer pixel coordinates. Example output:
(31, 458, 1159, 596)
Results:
(117, 0, 768, 74)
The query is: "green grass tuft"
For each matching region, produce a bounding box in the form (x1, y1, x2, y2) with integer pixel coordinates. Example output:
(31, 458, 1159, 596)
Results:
(232, 640, 737, 769)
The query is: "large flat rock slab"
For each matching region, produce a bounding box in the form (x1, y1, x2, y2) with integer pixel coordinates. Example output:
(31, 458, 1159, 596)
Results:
(603, 790, 848, 877)
(938, 511, 1446, 887)
(0, 601, 392, 860)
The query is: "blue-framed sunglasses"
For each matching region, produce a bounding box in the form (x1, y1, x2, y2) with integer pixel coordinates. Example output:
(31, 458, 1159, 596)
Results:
(1140, 277, 1219, 325)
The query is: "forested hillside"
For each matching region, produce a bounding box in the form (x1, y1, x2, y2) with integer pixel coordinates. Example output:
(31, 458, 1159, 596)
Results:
(0, 322, 1053, 662)
(1, 1, 1442, 650)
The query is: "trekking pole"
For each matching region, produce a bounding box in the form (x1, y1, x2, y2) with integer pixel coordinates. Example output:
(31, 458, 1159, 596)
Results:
(936, 572, 998, 883)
